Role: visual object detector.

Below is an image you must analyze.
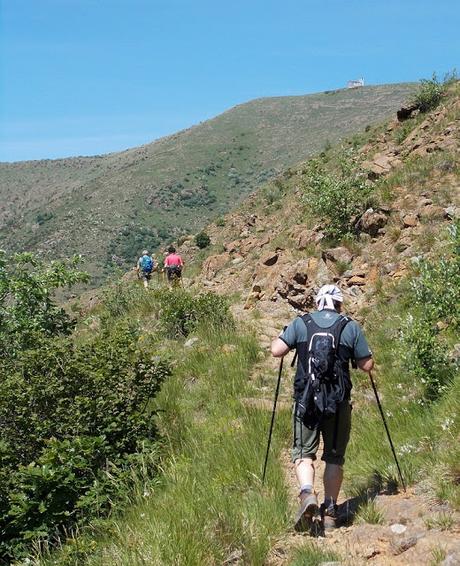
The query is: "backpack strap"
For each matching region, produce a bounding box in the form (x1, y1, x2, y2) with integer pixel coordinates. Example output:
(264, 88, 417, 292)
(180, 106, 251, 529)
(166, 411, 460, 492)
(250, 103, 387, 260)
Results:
(290, 314, 312, 367)
(331, 315, 351, 352)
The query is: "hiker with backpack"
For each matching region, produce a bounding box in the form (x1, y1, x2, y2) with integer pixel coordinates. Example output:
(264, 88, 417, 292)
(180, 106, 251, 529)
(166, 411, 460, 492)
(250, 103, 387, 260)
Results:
(137, 250, 155, 289)
(271, 284, 373, 531)
(164, 246, 184, 286)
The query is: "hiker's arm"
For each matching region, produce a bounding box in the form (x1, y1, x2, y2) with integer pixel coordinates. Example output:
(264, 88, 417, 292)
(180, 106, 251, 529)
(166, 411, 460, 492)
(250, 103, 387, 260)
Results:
(357, 356, 374, 373)
(271, 338, 291, 358)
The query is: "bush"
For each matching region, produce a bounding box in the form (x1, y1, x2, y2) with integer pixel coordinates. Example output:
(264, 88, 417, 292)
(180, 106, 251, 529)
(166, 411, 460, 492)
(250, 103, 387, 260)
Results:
(411, 70, 457, 113)
(0, 252, 89, 358)
(0, 322, 170, 561)
(0, 254, 171, 561)
(302, 151, 373, 240)
(399, 221, 460, 401)
(195, 231, 211, 249)
(152, 289, 234, 338)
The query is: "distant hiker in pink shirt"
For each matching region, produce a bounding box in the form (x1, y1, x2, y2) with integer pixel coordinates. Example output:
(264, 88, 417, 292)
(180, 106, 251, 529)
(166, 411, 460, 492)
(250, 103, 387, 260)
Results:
(164, 246, 184, 285)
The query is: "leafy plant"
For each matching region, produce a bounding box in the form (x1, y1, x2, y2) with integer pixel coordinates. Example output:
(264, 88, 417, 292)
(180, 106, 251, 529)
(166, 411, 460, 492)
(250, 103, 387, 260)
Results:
(302, 151, 373, 239)
(195, 231, 211, 249)
(399, 221, 460, 401)
(411, 70, 457, 113)
(0, 251, 89, 358)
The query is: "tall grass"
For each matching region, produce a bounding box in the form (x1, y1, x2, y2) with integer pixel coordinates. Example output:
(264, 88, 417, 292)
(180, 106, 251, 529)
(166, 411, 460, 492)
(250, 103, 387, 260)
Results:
(39, 323, 292, 565)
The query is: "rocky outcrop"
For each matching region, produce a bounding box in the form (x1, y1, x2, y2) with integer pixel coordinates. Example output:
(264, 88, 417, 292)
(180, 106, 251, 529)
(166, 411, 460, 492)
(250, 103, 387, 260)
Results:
(356, 208, 389, 237)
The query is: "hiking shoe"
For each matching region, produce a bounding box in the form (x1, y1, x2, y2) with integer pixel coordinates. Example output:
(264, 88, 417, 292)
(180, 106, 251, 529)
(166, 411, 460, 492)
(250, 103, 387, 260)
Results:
(294, 491, 318, 530)
(320, 503, 339, 531)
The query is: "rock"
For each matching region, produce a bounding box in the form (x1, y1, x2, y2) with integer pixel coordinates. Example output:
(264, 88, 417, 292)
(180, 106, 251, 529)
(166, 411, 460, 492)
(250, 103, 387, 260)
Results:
(232, 257, 244, 265)
(347, 275, 366, 286)
(224, 240, 240, 253)
(184, 337, 200, 349)
(243, 292, 260, 310)
(444, 206, 459, 220)
(390, 523, 407, 534)
(391, 535, 417, 555)
(397, 104, 419, 121)
(356, 208, 389, 237)
(202, 253, 229, 280)
(296, 229, 317, 250)
(402, 213, 419, 228)
(420, 204, 445, 220)
(261, 252, 279, 267)
(322, 246, 354, 264)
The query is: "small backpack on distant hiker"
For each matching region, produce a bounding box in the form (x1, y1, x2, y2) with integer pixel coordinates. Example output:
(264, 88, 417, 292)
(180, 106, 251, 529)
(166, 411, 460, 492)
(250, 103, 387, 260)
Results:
(140, 254, 154, 273)
(294, 314, 352, 427)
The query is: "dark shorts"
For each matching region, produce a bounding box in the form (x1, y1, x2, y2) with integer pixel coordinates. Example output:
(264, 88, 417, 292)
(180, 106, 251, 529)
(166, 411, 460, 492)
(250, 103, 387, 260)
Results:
(166, 266, 182, 281)
(292, 401, 352, 465)
(140, 270, 152, 281)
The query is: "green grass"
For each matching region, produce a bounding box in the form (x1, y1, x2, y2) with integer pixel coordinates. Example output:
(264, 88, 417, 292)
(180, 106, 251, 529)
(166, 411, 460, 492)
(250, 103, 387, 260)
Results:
(424, 512, 455, 531)
(355, 500, 385, 525)
(38, 321, 292, 565)
(289, 543, 340, 566)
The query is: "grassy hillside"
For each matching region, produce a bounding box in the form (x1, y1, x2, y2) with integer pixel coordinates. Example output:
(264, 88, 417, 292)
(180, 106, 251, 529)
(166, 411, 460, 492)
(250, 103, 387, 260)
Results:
(0, 84, 413, 283)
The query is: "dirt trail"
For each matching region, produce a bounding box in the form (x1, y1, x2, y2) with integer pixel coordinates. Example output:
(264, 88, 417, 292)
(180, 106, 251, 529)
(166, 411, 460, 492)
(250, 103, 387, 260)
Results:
(240, 303, 460, 566)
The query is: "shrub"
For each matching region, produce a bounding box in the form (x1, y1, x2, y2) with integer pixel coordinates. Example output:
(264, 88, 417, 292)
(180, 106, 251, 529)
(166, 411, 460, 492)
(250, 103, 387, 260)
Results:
(0, 323, 170, 561)
(152, 289, 234, 338)
(399, 221, 460, 401)
(411, 70, 457, 113)
(0, 254, 171, 561)
(195, 231, 211, 249)
(0, 251, 89, 358)
(302, 151, 373, 240)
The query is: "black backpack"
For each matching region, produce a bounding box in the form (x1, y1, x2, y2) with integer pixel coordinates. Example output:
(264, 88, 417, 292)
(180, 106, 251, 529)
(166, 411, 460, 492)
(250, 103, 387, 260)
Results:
(294, 314, 352, 427)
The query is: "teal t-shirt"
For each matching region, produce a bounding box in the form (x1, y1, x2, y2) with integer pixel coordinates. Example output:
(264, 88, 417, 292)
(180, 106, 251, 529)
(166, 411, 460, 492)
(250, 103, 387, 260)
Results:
(280, 309, 372, 362)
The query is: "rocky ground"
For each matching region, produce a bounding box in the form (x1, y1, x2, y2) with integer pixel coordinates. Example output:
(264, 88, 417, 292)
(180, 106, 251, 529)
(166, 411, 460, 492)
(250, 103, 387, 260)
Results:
(180, 92, 460, 564)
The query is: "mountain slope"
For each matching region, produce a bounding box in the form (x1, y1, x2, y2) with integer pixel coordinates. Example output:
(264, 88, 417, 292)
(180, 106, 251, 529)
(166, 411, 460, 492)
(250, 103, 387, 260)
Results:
(0, 83, 413, 281)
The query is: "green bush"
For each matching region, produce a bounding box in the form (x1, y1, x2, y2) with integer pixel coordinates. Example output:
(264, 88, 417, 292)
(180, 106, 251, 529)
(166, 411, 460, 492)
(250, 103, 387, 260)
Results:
(195, 231, 211, 249)
(0, 254, 171, 561)
(152, 288, 234, 338)
(0, 251, 89, 358)
(399, 221, 460, 401)
(411, 70, 457, 113)
(0, 323, 170, 561)
(302, 151, 373, 240)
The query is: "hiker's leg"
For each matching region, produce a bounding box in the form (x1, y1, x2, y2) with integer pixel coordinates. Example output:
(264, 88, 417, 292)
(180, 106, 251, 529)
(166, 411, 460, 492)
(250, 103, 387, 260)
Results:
(294, 457, 315, 488)
(321, 401, 352, 503)
(292, 406, 320, 492)
(323, 463, 343, 501)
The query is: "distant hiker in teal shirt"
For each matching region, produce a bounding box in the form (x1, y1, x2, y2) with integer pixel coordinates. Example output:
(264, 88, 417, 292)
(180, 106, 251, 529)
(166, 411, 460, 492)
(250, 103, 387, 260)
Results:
(271, 284, 374, 531)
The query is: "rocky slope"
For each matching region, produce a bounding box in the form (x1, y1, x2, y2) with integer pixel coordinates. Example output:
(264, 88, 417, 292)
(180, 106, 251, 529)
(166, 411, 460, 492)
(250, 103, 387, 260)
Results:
(175, 84, 460, 565)
(0, 84, 413, 281)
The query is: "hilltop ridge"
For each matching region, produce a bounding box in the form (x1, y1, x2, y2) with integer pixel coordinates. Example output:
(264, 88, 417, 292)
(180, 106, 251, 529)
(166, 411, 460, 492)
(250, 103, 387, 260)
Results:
(0, 83, 413, 283)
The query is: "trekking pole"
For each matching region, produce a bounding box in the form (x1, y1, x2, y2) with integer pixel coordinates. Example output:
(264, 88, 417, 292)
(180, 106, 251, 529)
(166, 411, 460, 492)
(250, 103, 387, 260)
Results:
(262, 357, 284, 485)
(368, 371, 406, 493)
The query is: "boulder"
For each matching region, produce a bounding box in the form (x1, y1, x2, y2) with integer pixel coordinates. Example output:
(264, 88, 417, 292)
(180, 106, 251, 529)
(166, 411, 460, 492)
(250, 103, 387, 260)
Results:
(224, 239, 240, 253)
(397, 104, 419, 121)
(202, 253, 229, 280)
(322, 246, 354, 264)
(402, 214, 419, 228)
(347, 275, 366, 286)
(356, 208, 389, 237)
(261, 252, 279, 267)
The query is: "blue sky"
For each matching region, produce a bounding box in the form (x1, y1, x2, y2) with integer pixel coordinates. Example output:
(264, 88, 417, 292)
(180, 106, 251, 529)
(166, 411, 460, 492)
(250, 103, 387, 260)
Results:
(1, 0, 459, 162)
